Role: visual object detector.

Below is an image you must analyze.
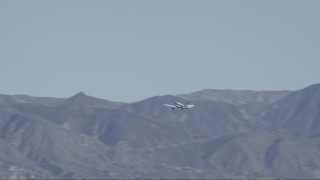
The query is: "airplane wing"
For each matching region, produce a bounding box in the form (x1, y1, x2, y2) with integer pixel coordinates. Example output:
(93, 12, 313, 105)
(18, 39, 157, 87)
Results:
(175, 102, 185, 106)
(164, 104, 176, 108)
(187, 105, 195, 108)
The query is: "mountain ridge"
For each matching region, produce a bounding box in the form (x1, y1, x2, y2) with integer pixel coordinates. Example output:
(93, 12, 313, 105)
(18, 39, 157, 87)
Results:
(263, 83, 320, 136)
(0, 83, 320, 178)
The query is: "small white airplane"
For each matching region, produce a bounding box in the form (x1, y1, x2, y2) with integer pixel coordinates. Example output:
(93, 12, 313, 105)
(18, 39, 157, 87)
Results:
(164, 102, 194, 110)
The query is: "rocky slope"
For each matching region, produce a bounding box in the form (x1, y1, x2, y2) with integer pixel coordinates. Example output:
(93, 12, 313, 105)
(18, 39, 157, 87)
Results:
(0, 84, 320, 178)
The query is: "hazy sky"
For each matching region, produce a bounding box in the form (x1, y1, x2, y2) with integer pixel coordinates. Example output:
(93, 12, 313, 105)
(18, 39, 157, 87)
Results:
(1, 0, 320, 102)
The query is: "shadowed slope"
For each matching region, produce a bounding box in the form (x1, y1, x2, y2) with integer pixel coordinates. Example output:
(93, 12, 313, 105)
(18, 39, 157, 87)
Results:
(264, 83, 320, 136)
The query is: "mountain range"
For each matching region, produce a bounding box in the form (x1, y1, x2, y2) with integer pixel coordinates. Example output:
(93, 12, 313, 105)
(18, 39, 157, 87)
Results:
(0, 83, 320, 179)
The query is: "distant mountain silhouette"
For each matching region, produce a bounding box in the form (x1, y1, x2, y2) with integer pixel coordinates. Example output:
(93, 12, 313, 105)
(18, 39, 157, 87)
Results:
(58, 92, 123, 108)
(1, 83, 320, 178)
(178, 89, 291, 105)
(125, 95, 260, 137)
(263, 83, 320, 136)
(178, 89, 291, 120)
(0, 94, 63, 106)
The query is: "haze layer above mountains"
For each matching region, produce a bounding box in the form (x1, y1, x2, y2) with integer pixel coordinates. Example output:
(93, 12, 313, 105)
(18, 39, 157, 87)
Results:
(1, 84, 320, 179)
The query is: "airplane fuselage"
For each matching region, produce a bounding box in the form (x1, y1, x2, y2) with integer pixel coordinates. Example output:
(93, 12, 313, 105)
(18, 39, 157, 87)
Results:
(164, 102, 194, 110)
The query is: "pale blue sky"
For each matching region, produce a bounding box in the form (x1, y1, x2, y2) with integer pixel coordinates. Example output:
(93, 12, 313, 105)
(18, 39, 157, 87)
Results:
(1, 0, 320, 102)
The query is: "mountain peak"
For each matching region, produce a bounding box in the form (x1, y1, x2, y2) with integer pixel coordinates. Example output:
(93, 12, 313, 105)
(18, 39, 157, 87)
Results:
(67, 91, 97, 102)
(61, 92, 121, 108)
(72, 91, 87, 97)
(302, 83, 320, 93)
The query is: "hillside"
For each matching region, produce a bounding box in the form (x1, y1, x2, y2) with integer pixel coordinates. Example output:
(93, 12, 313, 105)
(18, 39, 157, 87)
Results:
(263, 83, 320, 136)
(0, 84, 320, 178)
